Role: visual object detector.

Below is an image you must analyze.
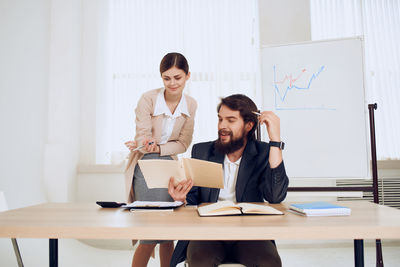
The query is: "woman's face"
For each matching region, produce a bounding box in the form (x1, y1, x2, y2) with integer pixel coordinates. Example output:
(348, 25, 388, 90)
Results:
(161, 66, 190, 97)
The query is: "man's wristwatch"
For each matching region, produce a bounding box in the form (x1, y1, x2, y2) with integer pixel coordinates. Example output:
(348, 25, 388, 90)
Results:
(269, 141, 285, 150)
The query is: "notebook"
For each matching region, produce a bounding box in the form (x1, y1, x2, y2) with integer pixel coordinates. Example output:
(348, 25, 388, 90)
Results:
(289, 202, 351, 216)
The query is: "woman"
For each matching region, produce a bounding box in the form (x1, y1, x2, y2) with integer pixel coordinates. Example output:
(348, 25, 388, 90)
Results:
(124, 52, 197, 267)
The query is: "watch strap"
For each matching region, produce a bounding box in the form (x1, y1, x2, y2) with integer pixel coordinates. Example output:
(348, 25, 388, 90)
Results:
(269, 141, 285, 150)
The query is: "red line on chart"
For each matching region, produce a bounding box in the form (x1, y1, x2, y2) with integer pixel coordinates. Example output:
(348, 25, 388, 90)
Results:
(275, 69, 307, 87)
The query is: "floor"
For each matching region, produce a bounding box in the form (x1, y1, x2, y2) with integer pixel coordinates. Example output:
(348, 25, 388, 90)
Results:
(1, 238, 399, 266)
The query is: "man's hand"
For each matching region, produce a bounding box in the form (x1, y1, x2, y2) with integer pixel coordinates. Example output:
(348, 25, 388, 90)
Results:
(258, 111, 281, 141)
(258, 111, 282, 168)
(168, 177, 193, 203)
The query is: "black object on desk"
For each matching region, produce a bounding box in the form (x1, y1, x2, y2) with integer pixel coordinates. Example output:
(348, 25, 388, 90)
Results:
(96, 201, 126, 208)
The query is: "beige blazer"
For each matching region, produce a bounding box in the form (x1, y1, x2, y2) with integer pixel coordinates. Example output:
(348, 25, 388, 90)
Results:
(124, 88, 197, 202)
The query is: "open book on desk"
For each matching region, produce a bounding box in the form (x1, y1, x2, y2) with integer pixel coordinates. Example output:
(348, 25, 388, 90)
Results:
(138, 158, 223, 189)
(197, 201, 284, 217)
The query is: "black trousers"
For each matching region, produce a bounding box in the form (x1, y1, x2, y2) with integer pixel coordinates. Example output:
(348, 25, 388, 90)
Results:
(186, 240, 282, 267)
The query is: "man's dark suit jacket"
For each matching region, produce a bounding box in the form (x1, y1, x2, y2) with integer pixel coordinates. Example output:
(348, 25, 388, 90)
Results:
(170, 139, 289, 267)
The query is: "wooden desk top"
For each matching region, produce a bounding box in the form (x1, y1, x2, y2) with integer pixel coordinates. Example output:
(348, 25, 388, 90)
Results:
(0, 201, 399, 240)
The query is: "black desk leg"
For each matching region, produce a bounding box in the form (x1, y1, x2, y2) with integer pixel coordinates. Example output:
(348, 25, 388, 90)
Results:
(354, 239, 364, 267)
(49, 239, 58, 267)
(376, 239, 384, 267)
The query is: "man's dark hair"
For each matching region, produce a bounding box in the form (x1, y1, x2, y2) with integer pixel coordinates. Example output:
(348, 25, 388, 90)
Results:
(217, 94, 258, 140)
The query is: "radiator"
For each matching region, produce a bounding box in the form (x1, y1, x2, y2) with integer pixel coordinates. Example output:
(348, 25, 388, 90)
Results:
(337, 177, 400, 209)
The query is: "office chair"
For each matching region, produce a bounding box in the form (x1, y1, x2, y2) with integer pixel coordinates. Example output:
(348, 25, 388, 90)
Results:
(0, 191, 24, 267)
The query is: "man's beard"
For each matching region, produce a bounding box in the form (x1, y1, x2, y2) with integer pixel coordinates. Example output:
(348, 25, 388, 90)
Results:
(215, 129, 246, 154)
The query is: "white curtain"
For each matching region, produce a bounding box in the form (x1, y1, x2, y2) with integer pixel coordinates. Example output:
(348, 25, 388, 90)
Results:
(97, 0, 259, 163)
(310, 0, 400, 160)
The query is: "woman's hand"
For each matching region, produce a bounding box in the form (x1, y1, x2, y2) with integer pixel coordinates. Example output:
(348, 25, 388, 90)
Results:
(124, 140, 137, 151)
(141, 137, 159, 153)
(168, 177, 193, 203)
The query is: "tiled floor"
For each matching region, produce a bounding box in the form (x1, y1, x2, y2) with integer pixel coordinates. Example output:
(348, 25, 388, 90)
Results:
(1, 238, 399, 266)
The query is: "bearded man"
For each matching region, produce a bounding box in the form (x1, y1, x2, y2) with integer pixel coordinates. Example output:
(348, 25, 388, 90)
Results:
(168, 94, 289, 267)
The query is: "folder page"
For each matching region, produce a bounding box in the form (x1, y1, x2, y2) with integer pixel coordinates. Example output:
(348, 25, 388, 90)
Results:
(138, 160, 186, 188)
(183, 158, 223, 189)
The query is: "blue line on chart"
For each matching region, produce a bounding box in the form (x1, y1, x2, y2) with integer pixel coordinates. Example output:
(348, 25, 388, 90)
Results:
(273, 65, 325, 103)
(273, 65, 335, 110)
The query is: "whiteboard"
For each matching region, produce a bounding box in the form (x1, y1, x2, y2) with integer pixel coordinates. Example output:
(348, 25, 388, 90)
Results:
(261, 37, 370, 179)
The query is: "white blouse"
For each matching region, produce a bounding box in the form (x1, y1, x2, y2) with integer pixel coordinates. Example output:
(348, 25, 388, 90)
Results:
(153, 88, 190, 144)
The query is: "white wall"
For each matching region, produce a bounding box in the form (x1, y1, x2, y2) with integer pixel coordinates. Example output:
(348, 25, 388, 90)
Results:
(259, 0, 311, 46)
(0, 1, 50, 265)
(0, 0, 82, 206)
(0, 0, 49, 209)
(1, 0, 82, 265)
(42, 0, 82, 202)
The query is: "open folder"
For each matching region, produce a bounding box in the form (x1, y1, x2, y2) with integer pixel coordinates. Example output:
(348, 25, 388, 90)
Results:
(138, 158, 223, 189)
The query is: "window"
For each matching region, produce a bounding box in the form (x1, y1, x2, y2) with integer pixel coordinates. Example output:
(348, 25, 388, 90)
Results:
(96, 0, 260, 163)
(310, 0, 400, 159)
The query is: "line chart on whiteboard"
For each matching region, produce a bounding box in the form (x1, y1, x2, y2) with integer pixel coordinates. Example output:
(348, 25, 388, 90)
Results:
(273, 65, 336, 110)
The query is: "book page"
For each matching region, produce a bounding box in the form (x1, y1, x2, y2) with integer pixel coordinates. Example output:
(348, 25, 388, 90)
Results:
(183, 158, 224, 188)
(197, 201, 242, 216)
(238, 203, 283, 215)
(137, 160, 186, 188)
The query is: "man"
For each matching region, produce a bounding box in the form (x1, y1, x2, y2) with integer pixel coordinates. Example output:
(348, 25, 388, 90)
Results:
(168, 94, 289, 267)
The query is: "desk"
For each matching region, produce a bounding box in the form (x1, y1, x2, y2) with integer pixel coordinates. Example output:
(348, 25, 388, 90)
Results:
(1, 201, 400, 267)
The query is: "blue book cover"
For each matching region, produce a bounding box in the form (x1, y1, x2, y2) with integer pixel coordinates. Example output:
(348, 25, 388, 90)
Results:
(289, 202, 351, 216)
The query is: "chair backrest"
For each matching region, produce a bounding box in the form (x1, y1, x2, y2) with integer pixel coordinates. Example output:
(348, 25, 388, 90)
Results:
(0, 191, 8, 212)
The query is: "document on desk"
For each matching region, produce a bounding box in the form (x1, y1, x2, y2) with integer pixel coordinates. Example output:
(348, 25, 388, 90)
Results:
(138, 158, 223, 189)
(122, 201, 184, 210)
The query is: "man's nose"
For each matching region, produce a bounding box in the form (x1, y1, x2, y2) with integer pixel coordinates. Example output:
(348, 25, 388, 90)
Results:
(219, 120, 228, 129)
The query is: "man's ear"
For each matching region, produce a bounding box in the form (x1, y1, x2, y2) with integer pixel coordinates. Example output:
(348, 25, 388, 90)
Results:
(245, 121, 254, 133)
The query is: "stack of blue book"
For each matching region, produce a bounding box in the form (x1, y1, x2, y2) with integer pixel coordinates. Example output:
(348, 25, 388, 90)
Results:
(289, 202, 351, 216)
